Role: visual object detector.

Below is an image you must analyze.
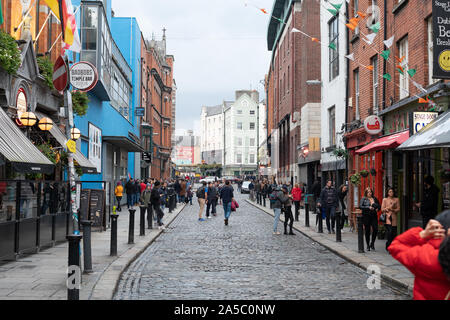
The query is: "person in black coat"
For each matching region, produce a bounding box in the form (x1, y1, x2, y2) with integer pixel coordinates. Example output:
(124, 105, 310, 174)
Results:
(415, 176, 441, 229)
(125, 178, 135, 209)
(151, 181, 165, 229)
(318, 180, 339, 234)
(360, 187, 381, 251)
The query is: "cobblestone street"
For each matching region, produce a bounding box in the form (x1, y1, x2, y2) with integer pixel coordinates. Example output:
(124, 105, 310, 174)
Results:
(114, 192, 410, 300)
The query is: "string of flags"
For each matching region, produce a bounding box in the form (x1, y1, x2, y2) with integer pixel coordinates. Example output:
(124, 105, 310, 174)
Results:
(245, 0, 437, 110)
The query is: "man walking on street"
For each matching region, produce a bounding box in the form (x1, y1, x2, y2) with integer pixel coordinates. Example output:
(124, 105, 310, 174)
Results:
(151, 181, 165, 230)
(125, 178, 135, 209)
(220, 180, 234, 226)
(206, 182, 218, 218)
(270, 186, 286, 235)
(197, 182, 207, 221)
(318, 179, 339, 234)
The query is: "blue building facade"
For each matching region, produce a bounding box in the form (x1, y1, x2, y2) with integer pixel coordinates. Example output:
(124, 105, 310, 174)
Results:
(70, 0, 143, 191)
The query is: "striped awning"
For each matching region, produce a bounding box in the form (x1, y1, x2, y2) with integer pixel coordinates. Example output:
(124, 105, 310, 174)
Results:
(0, 107, 54, 174)
(35, 112, 97, 174)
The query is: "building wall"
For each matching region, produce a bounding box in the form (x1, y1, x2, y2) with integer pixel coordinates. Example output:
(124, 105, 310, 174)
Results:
(200, 106, 224, 164)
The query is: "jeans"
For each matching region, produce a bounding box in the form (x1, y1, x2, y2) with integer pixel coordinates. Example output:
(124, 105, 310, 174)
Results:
(116, 196, 122, 211)
(324, 206, 336, 232)
(153, 204, 164, 226)
(127, 194, 133, 208)
(135, 193, 140, 205)
(223, 202, 232, 220)
(273, 208, 282, 232)
(180, 195, 186, 203)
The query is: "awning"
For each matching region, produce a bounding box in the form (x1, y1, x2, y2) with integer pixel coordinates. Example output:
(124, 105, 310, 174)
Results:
(35, 112, 97, 174)
(103, 136, 144, 152)
(397, 110, 450, 151)
(0, 107, 54, 174)
(356, 131, 410, 154)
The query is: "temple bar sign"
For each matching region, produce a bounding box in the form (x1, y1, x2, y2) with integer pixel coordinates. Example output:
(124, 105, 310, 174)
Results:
(433, 0, 450, 79)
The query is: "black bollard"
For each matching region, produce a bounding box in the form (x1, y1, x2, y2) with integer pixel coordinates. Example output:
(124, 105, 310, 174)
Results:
(357, 215, 365, 253)
(110, 214, 119, 256)
(128, 209, 135, 244)
(318, 207, 324, 233)
(305, 203, 310, 227)
(139, 206, 146, 236)
(335, 211, 342, 242)
(80, 221, 93, 274)
(67, 234, 82, 300)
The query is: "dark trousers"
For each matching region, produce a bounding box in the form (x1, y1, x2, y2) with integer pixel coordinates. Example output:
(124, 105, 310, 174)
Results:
(153, 204, 164, 226)
(257, 192, 262, 204)
(284, 206, 294, 233)
(146, 205, 153, 228)
(385, 224, 397, 250)
(116, 196, 122, 211)
(363, 213, 378, 247)
(324, 206, 336, 232)
(206, 198, 217, 217)
(263, 194, 266, 207)
(127, 194, 133, 208)
(294, 201, 300, 221)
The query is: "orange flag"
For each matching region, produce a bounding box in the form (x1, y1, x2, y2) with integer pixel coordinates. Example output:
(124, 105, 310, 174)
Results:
(350, 17, 360, 26)
(357, 11, 367, 18)
(396, 65, 404, 73)
(346, 23, 356, 31)
(311, 37, 319, 43)
(366, 65, 374, 71)
(418, 98, 429, 104)
(395, 55, 405, 63)
(260, 8, 268, 14)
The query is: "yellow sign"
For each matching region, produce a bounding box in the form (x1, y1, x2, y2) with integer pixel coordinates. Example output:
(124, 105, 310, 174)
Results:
(439, 50, 450, 72)
(66, 140, 77, 154)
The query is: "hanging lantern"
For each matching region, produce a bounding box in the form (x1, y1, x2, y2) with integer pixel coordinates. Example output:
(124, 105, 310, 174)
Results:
(20, 112, 37, 127)
(71, 128, 81, 140)
(38, 117, 53, 131)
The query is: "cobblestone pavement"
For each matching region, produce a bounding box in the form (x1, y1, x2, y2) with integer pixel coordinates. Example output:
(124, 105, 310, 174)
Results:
(114, 191, 409, 300)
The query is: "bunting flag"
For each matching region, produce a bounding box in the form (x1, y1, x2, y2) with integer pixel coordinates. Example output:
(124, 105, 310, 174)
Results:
(383, 73, 392, 81)
(369, 22, 381, 33)
(362, 33, 377, 45)
(345, 53, 355, 61)
(349, 17, 360, 26)
(329, 42, 337, 50)
(395, 55, 406, 63)
(407, 69, 416, 77)
(311, 37, 319, 43)
(274, 17, 284, 23)
(412, 80, 426, 93)
(260, 8, 268, 14)
(346, 23, 356, 31)
(384, 36, 395, 48)
(357, 11, 367, 18)
(396, 65, 404, 74)
(418, 97, 430, 104)
(291, 28, 301, 33)
(380, 50, 391, 61)
(330, 2, 343, 11)
(365, 65, 374, 71)
(327, 8, 338, 16)
(0, 1, 3, 25)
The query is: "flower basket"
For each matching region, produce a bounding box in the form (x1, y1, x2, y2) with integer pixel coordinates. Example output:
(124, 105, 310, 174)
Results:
(370, 168, 377, 176)
(359, 170, 369, 178)
(350, 174, 361, 186)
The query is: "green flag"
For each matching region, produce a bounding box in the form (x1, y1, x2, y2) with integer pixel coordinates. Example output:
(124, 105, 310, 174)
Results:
(383, 73, 392, 81)
(331, 3, 343, 11)
(407, 69, 417, 77)
(329, 42, 337, 50)
(397, 67, 404, 75)
(275, 17, 284, 24)
(381, 50, 390, 61)
(0, 1, 4, 25)
(369, 22, 380, 33)
(327, 8, 338, 16)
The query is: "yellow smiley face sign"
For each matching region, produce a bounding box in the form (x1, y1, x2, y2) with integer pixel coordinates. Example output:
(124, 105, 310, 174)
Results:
(439, 50, 450, 72)
(66, 140, 77, 154)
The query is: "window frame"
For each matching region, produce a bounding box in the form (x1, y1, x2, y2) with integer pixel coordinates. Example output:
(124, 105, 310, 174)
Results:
(398, 37, 409, 100)
(329, 17, 339, 81)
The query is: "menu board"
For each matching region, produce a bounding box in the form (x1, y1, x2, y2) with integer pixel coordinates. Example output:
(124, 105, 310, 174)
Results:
(89, 189, 105, 229)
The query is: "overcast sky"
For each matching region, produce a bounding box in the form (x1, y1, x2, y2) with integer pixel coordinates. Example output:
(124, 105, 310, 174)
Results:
(112, 0, 273, 136)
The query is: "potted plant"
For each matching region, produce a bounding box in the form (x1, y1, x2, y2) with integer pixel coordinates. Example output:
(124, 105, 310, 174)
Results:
(370, 168, 377, 176)
(333, 147, 348, 159)
(359, 170, 369, 178)
(350, 173, 361, 186)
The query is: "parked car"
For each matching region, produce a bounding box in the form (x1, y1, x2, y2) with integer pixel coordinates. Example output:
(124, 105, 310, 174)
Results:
(223, 176, 237, 183)
(199, 176, 217, 184)
(241, 181, 251, 194)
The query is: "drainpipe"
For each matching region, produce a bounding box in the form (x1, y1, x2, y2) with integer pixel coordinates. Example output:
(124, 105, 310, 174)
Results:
(382, 0, 387, 116)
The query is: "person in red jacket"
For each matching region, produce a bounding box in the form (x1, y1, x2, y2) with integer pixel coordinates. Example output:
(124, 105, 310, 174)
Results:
(388, 210, 450, 300)
(291, 184, 302, 221)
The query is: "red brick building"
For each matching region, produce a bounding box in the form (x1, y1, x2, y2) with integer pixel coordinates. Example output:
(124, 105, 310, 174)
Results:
(266, 0, 321, 185)
(141, 30, 175, 180)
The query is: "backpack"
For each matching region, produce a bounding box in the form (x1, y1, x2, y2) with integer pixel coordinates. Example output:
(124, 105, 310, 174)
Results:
(196, 186, 205, 199)
(269, 190, 279, 204)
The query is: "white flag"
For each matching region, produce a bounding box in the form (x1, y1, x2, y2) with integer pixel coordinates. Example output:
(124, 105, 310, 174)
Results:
(291, 28, 301, 33)
(412, 80, 426, 93)
(62, 1, 81, 53)
(363, 33, 377, 45)
(384, 36, 395, 48)
(345, 53, 355, 61)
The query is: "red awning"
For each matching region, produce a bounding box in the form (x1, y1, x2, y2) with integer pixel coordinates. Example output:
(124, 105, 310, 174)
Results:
(356, 131, 410, 154)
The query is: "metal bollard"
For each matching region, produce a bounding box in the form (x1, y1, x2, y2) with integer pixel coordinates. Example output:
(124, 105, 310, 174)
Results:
(357, 215, 365, 253)
(80, 220, 93, 274)
(335, 211, 342, 242)
(139, 206, 146, 236)
(305, 203, 310, 227)
(147, 205, 153, 229)
(67, 234, 82, 300)
(318, 207, 324, 233)
(128, 209, 136, 244)
(110, 213, 119, 256)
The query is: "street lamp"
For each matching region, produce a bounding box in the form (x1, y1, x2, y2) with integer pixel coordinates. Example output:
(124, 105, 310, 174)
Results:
(71, 128, 81, 140)
(38, 117, 53, 131)
(20, 112, 37, 127)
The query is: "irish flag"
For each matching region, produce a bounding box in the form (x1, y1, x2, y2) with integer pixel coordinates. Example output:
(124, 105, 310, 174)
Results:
(44, 0, 81, 52)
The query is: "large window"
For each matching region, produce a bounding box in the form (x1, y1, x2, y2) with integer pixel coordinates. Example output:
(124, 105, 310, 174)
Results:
(237, 137, 243, 146)
(398, 37, 409, 99)
(250, 122, 255, 130)
(250, 138, 255, 147)
(111, 66, 132, 121)
(250, 154, 255, 164)
(237, 122, 243, 130)
(329, 106, 336, 147)
(329, 17, 339, 80)
(236, 153, 242, 164)
(81, 6, 98, 64)
(372, 56, 379, 112)
(354, 69, 360, 121)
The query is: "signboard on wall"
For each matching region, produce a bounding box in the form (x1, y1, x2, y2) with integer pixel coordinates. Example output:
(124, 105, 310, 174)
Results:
(88, 123, 102, 173)
(410, 112, 439, 135)
(433, 1, 450, 79)
(364, 115, 383, 135)
(174, 146, 194, 165)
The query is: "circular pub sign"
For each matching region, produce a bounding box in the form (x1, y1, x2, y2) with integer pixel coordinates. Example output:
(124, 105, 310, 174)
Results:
(364, 115, 383, 135)
(70, 62, 98, 92)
